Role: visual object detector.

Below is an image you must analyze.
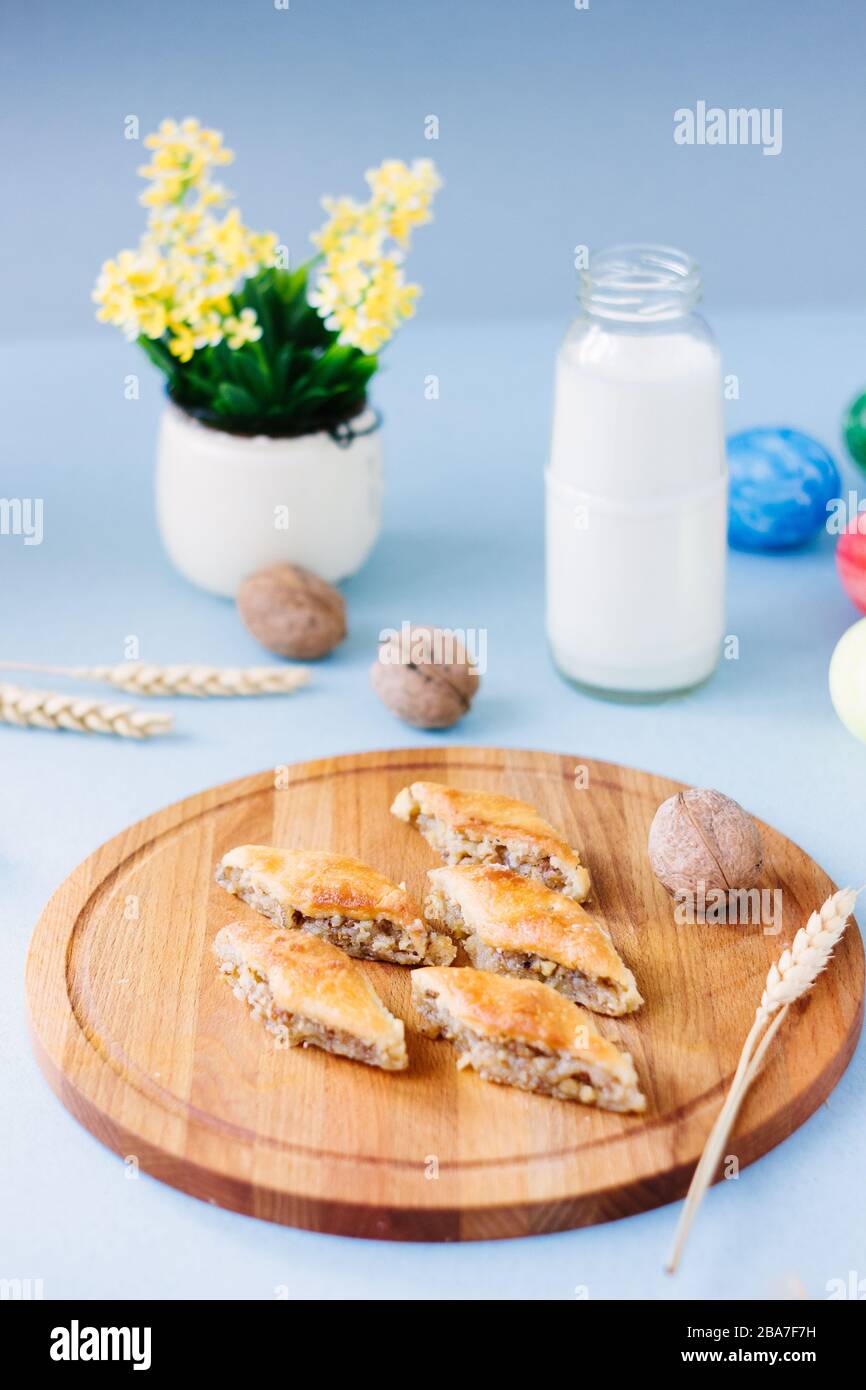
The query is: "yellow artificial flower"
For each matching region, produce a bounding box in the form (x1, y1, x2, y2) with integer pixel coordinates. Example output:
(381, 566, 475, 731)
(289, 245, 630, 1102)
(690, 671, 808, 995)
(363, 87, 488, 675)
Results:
(197, 181, 229, 209)
(328, 256, 369, 303)
(306, 279, 344, 320)
(365, 157, 440, 244)
(168, 322, 197, 362)
(93, 118, 278, 355)
(136, 301, 169, 339)
(138, 121, 234, 218)
(365, 157, 439, 199)
(310, 157, 439, 353)
(140, 176, 186, 208)
(142, 118, 233, 168)
(248, 230, 278, 262)
(311, 198, 382, 257)
(364, 261, 420, 329)
(95, 126, 436, 373)
(192, 312, 224, 349)
(223, 307, 263, 349)
(351, 319, 391, 355)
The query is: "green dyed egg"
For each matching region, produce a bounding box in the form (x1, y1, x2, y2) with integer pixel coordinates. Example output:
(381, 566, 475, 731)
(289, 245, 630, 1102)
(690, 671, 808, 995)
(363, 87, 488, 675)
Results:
(844, 391, 866, 471)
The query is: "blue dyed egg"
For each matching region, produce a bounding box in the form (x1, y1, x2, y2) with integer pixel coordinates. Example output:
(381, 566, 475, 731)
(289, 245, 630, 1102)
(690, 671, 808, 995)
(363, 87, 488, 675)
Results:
(727, 428, 840, 551)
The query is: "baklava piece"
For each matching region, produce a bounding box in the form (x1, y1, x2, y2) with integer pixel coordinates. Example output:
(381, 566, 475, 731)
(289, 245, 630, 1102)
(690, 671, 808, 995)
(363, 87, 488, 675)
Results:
(412, 967, 645, 1112)
(214, 919, 408, 1071)
(391, 781, 592, 902)
(424, 864, 642, 1016)
(215, 846, 455, 966)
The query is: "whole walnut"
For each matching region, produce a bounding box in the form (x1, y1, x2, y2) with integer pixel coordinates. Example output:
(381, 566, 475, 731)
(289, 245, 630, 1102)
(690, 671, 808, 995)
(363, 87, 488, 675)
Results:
(648, 788, 763, 903)
(237, 563, 346, 660)
(370, 624, 480, 728)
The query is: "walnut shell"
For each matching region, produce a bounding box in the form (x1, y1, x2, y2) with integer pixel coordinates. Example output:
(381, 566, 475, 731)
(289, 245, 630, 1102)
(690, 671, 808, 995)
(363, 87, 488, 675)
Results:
(648, 788, 763, 903)
(370, 624, 480, 729)
(237, 563, 346, 660)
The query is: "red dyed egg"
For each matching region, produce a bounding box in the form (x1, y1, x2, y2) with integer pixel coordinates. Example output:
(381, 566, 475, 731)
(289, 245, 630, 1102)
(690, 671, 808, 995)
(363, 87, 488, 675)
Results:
(837, 519, 866, 614)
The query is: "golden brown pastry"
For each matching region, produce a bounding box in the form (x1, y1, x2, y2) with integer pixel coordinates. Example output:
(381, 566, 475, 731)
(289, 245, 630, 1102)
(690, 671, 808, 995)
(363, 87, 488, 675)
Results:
(391, 781, 591, 902)
(424, 864, 642, 1015)
(412, 967, 644, 1111)
(215, 846, 455, 966)
(214, 919, 408, 1071)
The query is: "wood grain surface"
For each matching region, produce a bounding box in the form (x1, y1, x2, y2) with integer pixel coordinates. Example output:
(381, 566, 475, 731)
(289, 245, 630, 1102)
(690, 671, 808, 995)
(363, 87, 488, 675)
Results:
(25, 746, 864, 1241)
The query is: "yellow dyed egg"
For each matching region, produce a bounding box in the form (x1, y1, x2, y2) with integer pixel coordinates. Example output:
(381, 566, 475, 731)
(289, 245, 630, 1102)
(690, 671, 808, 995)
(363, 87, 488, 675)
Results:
(829, 619, 866, 743)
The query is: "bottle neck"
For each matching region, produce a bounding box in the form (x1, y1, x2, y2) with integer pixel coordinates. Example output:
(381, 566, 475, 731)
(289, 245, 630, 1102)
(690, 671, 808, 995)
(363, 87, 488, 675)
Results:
(580, 245, 702, 324)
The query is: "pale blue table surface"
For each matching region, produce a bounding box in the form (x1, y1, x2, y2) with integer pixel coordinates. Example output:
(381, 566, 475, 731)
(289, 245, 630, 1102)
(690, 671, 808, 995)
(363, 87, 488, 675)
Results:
(2, 309, 865, 1301)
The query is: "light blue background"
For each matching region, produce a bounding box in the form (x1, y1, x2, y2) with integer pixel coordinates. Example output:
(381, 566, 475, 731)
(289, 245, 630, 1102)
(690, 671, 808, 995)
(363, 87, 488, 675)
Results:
(2, 0, 866, 1302)
(4, 0, 866, 335)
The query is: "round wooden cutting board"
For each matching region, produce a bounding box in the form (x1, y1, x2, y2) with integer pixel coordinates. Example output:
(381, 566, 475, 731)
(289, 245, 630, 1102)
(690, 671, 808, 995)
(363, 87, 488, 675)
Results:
(26, 747, 864, 1241)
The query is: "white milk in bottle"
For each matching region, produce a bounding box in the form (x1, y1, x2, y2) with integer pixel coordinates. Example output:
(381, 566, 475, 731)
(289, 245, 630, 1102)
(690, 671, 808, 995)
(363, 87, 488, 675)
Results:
(546, 245, 727, 697)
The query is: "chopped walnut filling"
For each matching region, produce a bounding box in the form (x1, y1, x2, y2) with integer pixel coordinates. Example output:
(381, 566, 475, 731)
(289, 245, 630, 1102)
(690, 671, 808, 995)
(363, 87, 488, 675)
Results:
(464, 938, 625, 1012)
(216, 863, 454, 965)
(424, 887, 629, 1014)
(414, 991, 644, 1112)
(414, 814, 590, 901)
(217, 961, 388, 1066)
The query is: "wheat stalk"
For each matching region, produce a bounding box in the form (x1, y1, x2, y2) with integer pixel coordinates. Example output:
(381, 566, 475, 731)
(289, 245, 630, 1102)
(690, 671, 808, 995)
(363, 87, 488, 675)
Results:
(666, 886, 858, 1275)
(0, 682, 172, 739)
(0, 661, 309, 697)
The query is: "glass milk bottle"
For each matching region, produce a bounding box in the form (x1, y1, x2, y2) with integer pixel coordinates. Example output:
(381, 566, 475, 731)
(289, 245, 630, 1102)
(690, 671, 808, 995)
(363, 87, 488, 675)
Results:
(546, 245, 727, 698)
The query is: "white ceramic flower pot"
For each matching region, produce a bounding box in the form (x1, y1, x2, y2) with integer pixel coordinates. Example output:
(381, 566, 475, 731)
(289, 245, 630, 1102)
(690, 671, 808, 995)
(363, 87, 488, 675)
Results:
(155, 402, 383, 597)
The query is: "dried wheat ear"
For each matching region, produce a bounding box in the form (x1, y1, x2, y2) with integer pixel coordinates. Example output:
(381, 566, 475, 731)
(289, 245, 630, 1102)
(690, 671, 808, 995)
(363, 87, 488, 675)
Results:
(0, 661, 309, 697)
(666, 886, 858, 1273)
(0, 683, 172, 739)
